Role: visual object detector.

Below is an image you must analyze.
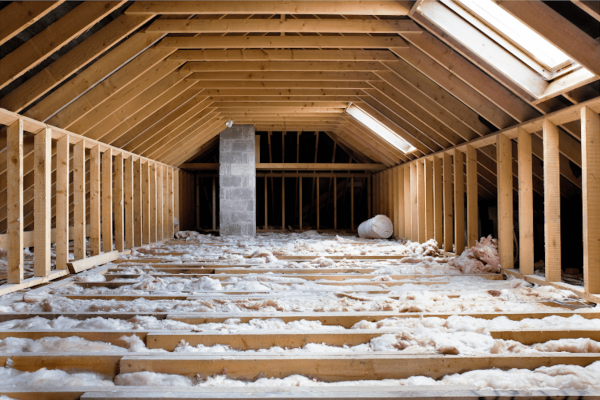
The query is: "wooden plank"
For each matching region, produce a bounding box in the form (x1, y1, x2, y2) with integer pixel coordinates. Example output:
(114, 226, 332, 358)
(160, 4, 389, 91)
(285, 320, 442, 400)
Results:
(498, 0, 600, 77)
(0, 270, 69, 297)
(517, 129, 534, 275)
(582, 106, 600, 294)
(164, 166, 170, 238)
(73, 140, 86, 260)
(417, 161, 426, 242)
(424, 159, 434, 240)
(173, 169, 180, 233)
(142, 162, 151, 244)
(34, 128, 52, 277)
(126, 2, 414, 15)
(67, 251, 120, 274)
(497, 134, 513, 270)
(543, 120, 561, 282)
(454, 150, 465, 255)
(0, 1, 126, 91)
(403, 166, 410, 237)
(443, 153, 453, 252)
(7, 119, 24, 283)
(189, 61, 386, 72)
(150, 163, 157, 243)
(159, 36, 408, 49)
(169, 49, 399, 62)
(124, 157, 134, 250)
(491, 329, 600, 345)
(572, 0, 600, 22)
(102, 149, 113, 252)
(0, 1, 64, 46)
(391, 169, 398, 237)
(134, 159, 143, 247)
(410, 163, 418, 241)
(149, 19, 420, 34)
(156, 165, 164, 240)
(433, 156, 443, 246)
(55, 135, 70, 269)
(466, 146, 478, 248)
(114, 153, 124, 252)
(90, 145, 101, 256)
(168, 168, 174, 238)
(396, 167, 404, 238)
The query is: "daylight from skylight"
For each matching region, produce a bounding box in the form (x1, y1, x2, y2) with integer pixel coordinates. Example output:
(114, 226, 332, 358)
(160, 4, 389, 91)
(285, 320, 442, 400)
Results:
(346, 104, 416, 154)
(458, 0, 572, 71)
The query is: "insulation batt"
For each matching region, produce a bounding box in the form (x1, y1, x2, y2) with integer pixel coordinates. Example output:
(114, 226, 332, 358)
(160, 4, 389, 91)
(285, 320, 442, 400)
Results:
(357, 215, 394, 239)
(449, 236, 501, 273)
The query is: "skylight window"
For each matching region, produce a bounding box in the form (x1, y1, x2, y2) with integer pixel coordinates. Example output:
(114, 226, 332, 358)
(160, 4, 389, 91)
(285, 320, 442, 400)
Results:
(456, 0, 571, 73)
(346, 103, 416, 154)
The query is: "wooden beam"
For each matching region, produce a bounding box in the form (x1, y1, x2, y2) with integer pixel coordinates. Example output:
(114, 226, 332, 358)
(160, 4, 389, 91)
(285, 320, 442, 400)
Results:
(73, 141, 86, 260)
(126, 1, 414, 15)
(142, 162, 151, 244)
(572, 0, 600, 22)
(543, 119, 562, 282)
(89, 145, 101, 256)
(159, 36, 408, 49)
(156, 165, 163, 240)
(194, 81, 372, 90)
(417, 161, 426, 242)
(34, 128, 51, 277)
(114, 154, 124, 252)
(7, 119, 23, 283)
(124, 157, 134, 250)
(454, 150, 465, 255)
(170, 49, 399, 62)
(150, 163, 157, 243)
(424, 159, 434, 241)
(517, 129, 534, 275)
(191, 72, 376, 82)
(101, 149, 113, 252)
(497, 134, 513, 270)
(67, 251, 119, 274)
(151, 18, 421, 33)
(134, 159, 143, 247)
(466, 146, 478, 249)
(498, 0, 600, 77)
(433, 156, 443, 246)
(582, 106, 600, 293)
(0, 1, 64, 46)
(187, 61, 387, 72)
(55, 135, 69, 269)
(443, 153, 453, 252)
(410, 163, 418, 241)
(0, 1, 126, 91)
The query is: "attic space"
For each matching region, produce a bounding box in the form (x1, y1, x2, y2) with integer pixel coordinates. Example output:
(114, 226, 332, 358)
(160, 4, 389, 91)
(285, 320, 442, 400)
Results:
(0, 1, 600, 399)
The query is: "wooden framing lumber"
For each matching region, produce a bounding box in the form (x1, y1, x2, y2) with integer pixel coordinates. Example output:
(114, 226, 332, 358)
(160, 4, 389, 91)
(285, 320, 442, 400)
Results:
(0, 1, 64, 46)
(497, 134, 513, 270)
(159, 36, 408, 49)
(124, 157, 134, 250)
(169, 49, 399, 62)
(34, 128, 51, 277)
(581, 106, 600, 293)
(90, 145, 101, 256)
(134, 159, 143, 247)
(67, 251, 120, 274)
(466, 146, 478, 249)
(73, 140, 86, 261)
(55, 135, 70, 269)
(517, 129, 534, 275)
(442, 152, 453, 252)
(417, 161, 426, 242)
(543, 120, 562, 282)
(114, 154, 124, 252)
(102, 149, 113, 252)
(7, 119, 23, 283)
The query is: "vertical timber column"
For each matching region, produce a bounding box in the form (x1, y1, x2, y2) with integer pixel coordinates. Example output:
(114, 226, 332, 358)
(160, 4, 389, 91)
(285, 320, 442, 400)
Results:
(443, 152, 453, 252)
(404, 166, 410, 237)
(150, 164, 157, 243)
(174, 169, 179, 234)
(56, 135, 69, 269)
(90, 145, 101, 256)
(34, 127, 51, 276)
(392, 169, 398, 237)
(156, 165, 163, 240)
(142, 162, 150, 244)
(433, 157, 443, 246)
(543, 120, 561, 282)
(162, 166, 168, 239)
(517, 129, 534, 275)
(417, 161, 425, 242)
(454, 150, 465, 255)
(387, 169, 393, 221)
(114, 153, 124, 252)
(168, 168, 174, 238)
(101, 149, 113, 252)
(410, 162, 418, 241)
(497, 133, 514, 270)
(134, 158, 142, 247)
(397, 166, 405, 238)
(466, 146, 478, 248)
(7, 119, 23, 283)
(219, 125, 256, 236)
(124, 157, 134, 250)
(582, 107, 600, 293)
(424, 159, 434, 240)
(73, 141, 86, 260)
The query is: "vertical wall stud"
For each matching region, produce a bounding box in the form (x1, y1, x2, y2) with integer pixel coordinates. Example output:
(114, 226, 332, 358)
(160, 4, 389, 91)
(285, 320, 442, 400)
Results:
(466, 145, 478, 248)
(174, 169, 180, 234)
(142, 161, 150, 244)
(387, 169, 393, 221)
(582, 107, 600, 293)
(168, 168, 174, 238)
(163, 165, 169, 239)
(7, 119, 23, 283)
(150, 163, 157, 243)
(417, 161, 426, 242)
(90, 145, 101, 256)
(517, 129, 534, 275)
(156, 165, 163, 240)
(73, 140, 86, 260)
(114, 153, 124, 252)
(498, 133, 514, 270)
(424, 159, 434, 240)
(410, 163, 418, 241)
(124, 156, 134, 250)
(101, 149, 113, 252)
(56, 135, 69, 269)
(34, 127, 51, 277)
(443, 152, 453, 252)
(392, 168, 398, 238)
(433, 156, 443, 246)
(134, 158, 142, 247)
(404, 166, 410, 238)
(454, 150, 465, 255)
(397, 166, 405, 238)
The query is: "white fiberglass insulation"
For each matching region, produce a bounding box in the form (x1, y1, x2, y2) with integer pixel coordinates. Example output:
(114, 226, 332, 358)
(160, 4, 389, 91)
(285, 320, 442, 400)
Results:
(358, 215, 394, 239)
(0, 232, 599, 392)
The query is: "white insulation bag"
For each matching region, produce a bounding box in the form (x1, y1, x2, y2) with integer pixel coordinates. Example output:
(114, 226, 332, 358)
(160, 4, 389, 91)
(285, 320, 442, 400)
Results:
(357, 215, 394, 239)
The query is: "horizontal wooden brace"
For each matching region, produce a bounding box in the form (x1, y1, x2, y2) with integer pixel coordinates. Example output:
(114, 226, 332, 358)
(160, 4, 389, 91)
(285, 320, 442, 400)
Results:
(158, 36, 408, 49)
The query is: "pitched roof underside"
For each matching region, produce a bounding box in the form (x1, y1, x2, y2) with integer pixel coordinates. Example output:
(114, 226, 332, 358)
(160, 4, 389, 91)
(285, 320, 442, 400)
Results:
(0, 1, 598, 209)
